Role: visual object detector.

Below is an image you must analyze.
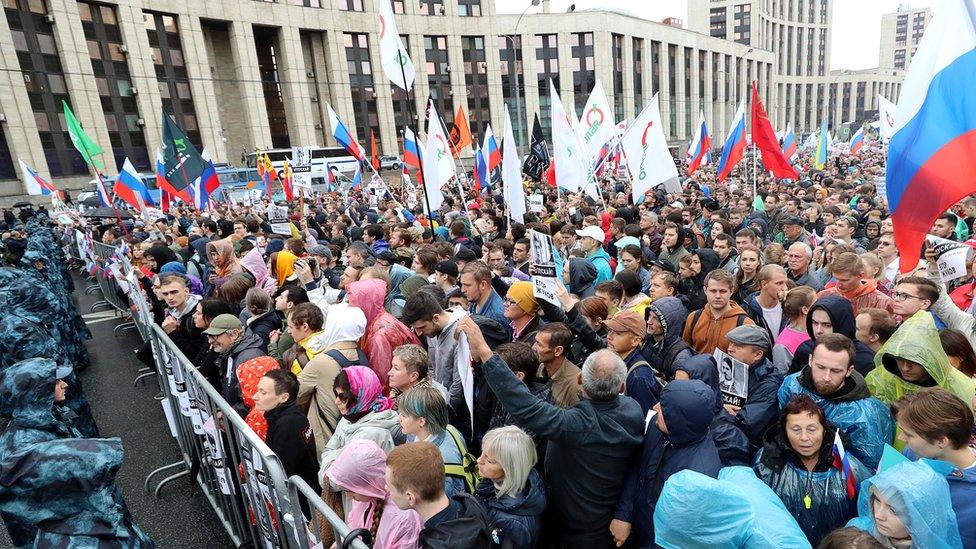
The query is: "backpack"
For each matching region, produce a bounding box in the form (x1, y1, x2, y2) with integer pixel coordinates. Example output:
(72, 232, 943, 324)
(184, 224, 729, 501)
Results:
(626, 357, 668, 395)
(323, 348, 370, 369)
(443, 425, 481, 494)
(688, 307, 749, 336)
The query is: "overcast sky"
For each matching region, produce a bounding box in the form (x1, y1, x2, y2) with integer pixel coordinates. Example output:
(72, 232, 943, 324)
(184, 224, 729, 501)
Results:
(495, 0, 938, 70)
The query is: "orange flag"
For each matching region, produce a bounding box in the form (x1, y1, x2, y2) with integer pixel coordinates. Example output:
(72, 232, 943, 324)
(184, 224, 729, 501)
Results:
(449, 105, 472, 158)
(370, 130, 379, 171)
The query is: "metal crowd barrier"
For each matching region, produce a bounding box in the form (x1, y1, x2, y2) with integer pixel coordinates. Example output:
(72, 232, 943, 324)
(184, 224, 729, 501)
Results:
(114, 260, 367, 548)
(90, 241, 139, 338)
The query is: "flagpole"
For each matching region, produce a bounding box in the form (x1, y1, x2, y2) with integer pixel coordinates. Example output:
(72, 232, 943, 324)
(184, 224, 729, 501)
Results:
(395, 59, 433, 222)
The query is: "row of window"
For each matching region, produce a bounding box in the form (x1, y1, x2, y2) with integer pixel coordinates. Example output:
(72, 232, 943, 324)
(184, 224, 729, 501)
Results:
(262, 0, 481, 16)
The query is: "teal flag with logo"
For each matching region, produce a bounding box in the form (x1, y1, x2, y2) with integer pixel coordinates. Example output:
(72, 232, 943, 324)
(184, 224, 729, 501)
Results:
(160, 113, 206, 192)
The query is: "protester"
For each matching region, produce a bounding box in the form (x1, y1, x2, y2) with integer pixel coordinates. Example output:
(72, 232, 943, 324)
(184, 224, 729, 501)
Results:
(611, 379, 723, 548)
(673, 355, 752, 466)
(754, 395, 870, 545)
(532, 322, 582, 408)
(683, 269, 755, 354)
(476, 426, 546, 548)
(641, 296, 693, 381)
(325, 439, 422, 549)
(346, 278, 421, 390)
(854, 307, 897, 355)
(386, 441, 492, 547)
(892, 388, 976, 546)
(389, 344, 449, 406)
(791, 295, 878, 376)
(253, 369, 321, 494)
(846, 461, 962, 548)
(398, 386, 473, 497)
(204, 313, 266, 415)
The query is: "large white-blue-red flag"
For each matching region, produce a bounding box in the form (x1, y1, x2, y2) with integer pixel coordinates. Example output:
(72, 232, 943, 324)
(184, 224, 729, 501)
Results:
(114, 158, 154, 210)
(18, 159, 58, 196)
(781, 122, 798, 162)
(327, 104, 365, 161)
(849, 125, 865, 155)
(716, 99, 746, 182)
(483, 123, 501, 172)
(686, 110, 711, 175)
(887, 0, 976, 273)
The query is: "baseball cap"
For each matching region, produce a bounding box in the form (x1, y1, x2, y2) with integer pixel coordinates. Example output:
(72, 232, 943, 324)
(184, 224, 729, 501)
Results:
(435, 260, 459, 279)
(203, 314, 243, 336)
(55, 364, 73, 380)
(575, 225, 605, 242)
(782, 215, 804, 226)
(377, 249, 400, 265)
(603, 310, 647, 338)
(649, 259, 677, 274)
(308, 245, 332, 260)
(726, 324, 771, 352)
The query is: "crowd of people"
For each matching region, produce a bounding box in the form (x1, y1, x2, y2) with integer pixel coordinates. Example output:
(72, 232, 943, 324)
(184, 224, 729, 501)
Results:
(3, 140, 976, 549)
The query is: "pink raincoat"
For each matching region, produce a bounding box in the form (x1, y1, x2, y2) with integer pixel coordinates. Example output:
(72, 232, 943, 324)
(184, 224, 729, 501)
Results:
(326, 439, 422, 549)
(239, 248, 277, 294)
(346, 279, 420, 391)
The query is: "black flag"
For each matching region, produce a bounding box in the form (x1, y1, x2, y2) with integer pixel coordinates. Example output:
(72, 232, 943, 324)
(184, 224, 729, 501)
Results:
(522, 113, 551, 182)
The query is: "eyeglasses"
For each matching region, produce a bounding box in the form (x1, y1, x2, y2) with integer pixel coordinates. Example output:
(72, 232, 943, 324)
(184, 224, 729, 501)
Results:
(334, 391, 350, 402)
(891, 291, 922, 302)
(503, 298, 519, 306)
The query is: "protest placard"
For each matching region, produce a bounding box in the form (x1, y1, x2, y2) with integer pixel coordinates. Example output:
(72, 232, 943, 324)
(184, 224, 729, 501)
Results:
(529, 194, 544, 213)
(712, 348, 749, 407)
(267, 204, 291, 235)
(529, 229, 560, 305)
(925, 234, 971, 283)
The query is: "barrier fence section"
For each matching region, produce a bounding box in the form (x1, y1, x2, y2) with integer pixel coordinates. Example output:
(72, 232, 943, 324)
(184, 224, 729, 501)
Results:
(67, 231, 367, 549)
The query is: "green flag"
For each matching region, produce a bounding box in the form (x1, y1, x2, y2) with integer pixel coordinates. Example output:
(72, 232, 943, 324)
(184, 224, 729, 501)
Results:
(62, 100, 104, 170)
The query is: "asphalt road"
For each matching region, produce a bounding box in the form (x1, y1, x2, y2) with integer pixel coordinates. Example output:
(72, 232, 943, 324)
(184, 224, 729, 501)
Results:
(0, 272, 232, 548)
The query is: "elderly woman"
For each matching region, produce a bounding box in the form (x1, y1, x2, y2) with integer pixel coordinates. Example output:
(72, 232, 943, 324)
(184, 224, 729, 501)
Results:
(754, 395, 870, 545)
(476, 426, 547, 548)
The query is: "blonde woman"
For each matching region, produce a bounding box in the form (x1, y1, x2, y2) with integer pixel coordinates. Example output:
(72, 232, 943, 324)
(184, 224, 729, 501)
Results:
(476, 426, 546, 548)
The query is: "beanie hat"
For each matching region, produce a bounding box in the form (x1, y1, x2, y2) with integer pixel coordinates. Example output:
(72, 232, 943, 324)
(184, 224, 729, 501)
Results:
(506, 281, 539, 316)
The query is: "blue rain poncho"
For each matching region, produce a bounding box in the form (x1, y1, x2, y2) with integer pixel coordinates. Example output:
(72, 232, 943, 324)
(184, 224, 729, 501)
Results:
(654, 466, 812, 548)
(847, 461, 962, 549)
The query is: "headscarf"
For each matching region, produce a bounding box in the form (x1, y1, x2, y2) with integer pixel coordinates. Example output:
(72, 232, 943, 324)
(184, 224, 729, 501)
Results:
(274, 250, 299, 286)
(206, 239, 240, 278)
(236, 356, 280, 441)
(146, 245, 179, 273)
(343, 366, 393, 416)
(319, 303, 368, 349)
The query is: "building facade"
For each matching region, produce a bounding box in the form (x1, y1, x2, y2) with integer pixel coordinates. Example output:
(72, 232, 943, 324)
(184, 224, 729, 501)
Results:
(0, 0, 779, 202)
(879, 5, 930, 70)
(826, 68, 903, 130)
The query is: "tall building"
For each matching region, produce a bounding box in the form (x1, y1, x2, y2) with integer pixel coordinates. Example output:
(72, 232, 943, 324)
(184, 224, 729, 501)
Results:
(0, 0, 775, 202)
(689, 0, 834, 134)
(879, 5, 931, 69)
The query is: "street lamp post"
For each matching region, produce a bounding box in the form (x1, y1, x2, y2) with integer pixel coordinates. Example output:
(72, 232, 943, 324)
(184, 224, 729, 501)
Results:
(501, 0, 539, 147)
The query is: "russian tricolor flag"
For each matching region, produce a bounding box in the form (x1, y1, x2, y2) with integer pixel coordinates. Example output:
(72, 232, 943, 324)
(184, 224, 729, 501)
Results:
(781, 123, 798, 162)
(716, 100, 746, 182)
(473, 147, 487, 191)
(114, 158, 154, 211)
(350, 162, 362, 188)
(686, 110, 711, 175)
(484, 124, 501, 172)
(403, 127, 422, 169)
(327, 104, 365, 161)
(831, 430, 857, 500)
(888, 0, 976, 274)
(849, 125, 865, 155)
(18, 159, 58, 196)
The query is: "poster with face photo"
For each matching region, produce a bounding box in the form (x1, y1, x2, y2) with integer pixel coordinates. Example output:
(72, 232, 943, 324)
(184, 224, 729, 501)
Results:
(713, 349, 749, 407)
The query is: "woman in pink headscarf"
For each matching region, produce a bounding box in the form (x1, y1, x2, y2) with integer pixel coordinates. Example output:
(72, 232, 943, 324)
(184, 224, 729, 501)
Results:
(326, 439, 422, 549)
(346, 279, 420, 391)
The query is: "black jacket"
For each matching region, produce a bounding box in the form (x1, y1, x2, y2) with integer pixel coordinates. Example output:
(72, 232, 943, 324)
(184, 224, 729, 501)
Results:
(220, 332, 268, 416)
(245, 310, 282, 353)
(788, 295, 876, 376)
(264, 400, 321, 495)
(419, 492, 492, 549)
(166, 297, 205, 361)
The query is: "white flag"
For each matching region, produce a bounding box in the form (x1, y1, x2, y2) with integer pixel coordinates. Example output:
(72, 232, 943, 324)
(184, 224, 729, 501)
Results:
(377, 0, 415, 91)
(550, 80, 587, 194)
(622, 94, 680, 201)
(877, 95, 896, 141)
(422, 103, 456, 211)
(502, 106, 526, 223)
(578, 79, 615, 162)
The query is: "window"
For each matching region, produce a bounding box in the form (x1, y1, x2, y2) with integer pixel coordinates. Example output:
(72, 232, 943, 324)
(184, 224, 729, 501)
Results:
(668, 44, 677, 136)
(344, 33, 379, 145)
(633, 38, 644, 114)
(535, 34, 558, 140)
(710, 7, 726, 38)
(571, 32, 594, 114)
(391, 0, 405, 14)
(0, 128, 15, 180)
(290, 0, 323, 6)
(145, 10, 201, 151)
(458, 0, 481, 16)
(612, 34, 623, 122)
(733, 3, 751, 45)
(650, 41, 660, 97)
(499, 35, 527, 146)
(419, 0, 443, 16)
(462, 36, 489, 145)
(254, 27, 290, 149)
(8, 0, 87, 176)
(340, 0, 362, 10)
(424, 35, 452, 121)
